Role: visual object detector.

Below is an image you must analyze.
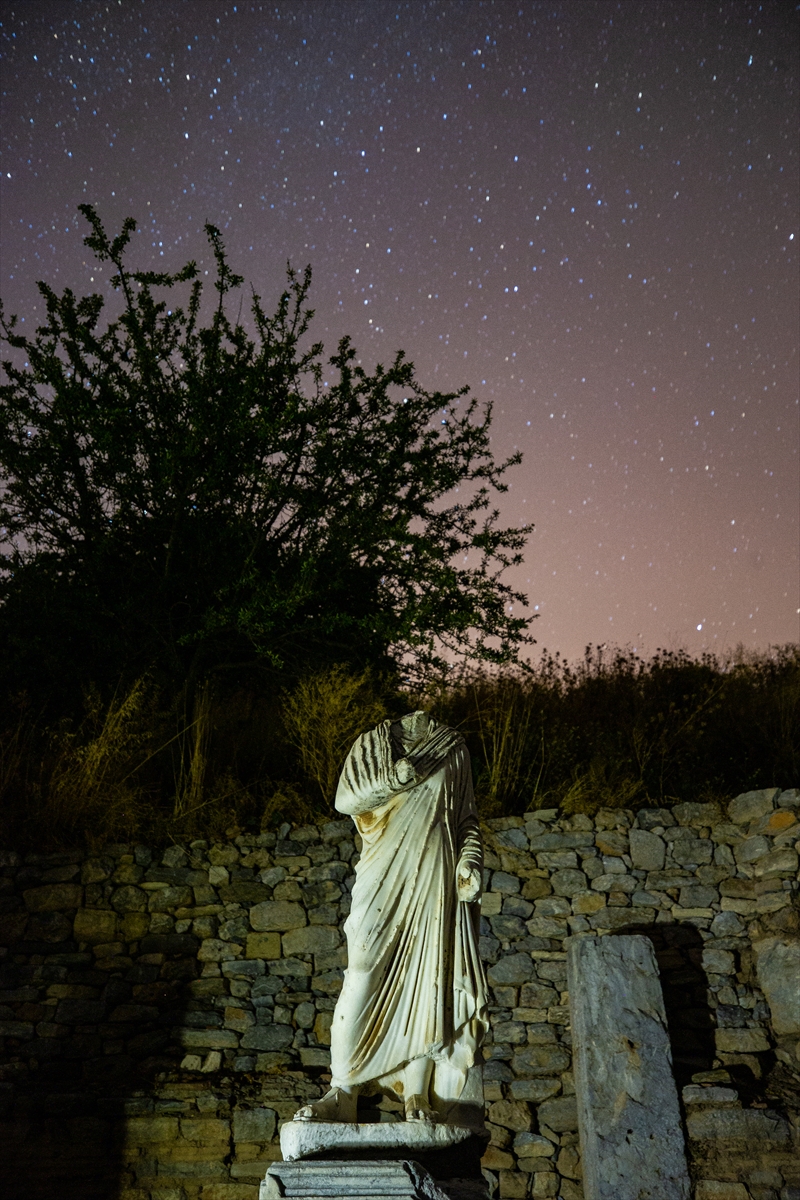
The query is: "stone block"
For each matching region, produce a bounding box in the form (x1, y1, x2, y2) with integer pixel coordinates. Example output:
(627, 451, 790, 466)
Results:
(481, 892, 503, 916)
(673, 802, 722, 827)
(536, 1094, 578, 1131)
(681, 1085, 739, 1105)
(629, 829, 665, 871)
(671, 836, 714, 865)
(702, 947, 735, 975)
(199, 938, 240, 962)
(488, 1099, 532, 1132)
(178, 1028, 240, 1049)
(753, 936, 800, 1035)
(686, 1108, 790, 1142)
(635, 807, 675, 830)
(590, 874, 636, 893)
(181, 1117, 231, 1143)
(245, 932, 281, 959)
(110, 886, 150, 916)
(487, 954, 535, 986)
(510, 1045, 571, 1076)
(550, 869, 588, 897)
(526, 917, 568, 939)
(590, 907, 654, 931)
(22, 883, 82, 911)
(282, 925, 340, 957)
(508, 1079, 561, 1102)
(715, 1029, 770, 1053)
(513, 1132, 555, 1157)
(728, 789, 780, 825)
(521, 877, 553, 901)
(249, 901, 306, 931)
(595, 830, 628, 857)
(491, 871, 522, 894)
(735, 836, 771, 864)
(73, 908, 118, 943)
(567, 934, 690, 1200)
(679, 884, 719, 909)
(239, 1024, 293, 1052)
(55, 997, 105, 1024)
(695, 1185, 749, 1200)
(120, 911, 150, 940)
(140, 932, 199, 956)
(200, 1187, 259, 1199)
(148, 885, 194, 911)
(571, 891, 606, 915)
(530, 1174, 559, 1197)
(530, 833, 594, 850)
(299, 1047, 331, 1066)
(482, 1145, 515, 1171)
(536, 850, 578, 869)
(124, 1115, 180, 1143)
(754, 848, 799, 878)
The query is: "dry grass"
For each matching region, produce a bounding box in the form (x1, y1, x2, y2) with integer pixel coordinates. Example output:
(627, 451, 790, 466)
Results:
(43, 677, 153, 846)
(281, 664, 388, 806)
(1, 646, 796, 847)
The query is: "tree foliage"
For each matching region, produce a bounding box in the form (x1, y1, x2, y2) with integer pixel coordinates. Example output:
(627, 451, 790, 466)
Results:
(0, 206, 532, 710)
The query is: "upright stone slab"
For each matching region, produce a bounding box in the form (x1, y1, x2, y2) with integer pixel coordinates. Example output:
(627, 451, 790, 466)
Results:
(567, 934, 691, 1200)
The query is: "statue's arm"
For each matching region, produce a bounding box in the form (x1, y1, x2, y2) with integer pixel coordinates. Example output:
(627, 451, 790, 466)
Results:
(454, 746, 483, 902)
(334, 727, 415, 816)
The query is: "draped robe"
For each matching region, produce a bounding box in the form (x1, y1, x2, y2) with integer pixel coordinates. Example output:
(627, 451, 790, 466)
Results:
(329, 716, 488, 1117)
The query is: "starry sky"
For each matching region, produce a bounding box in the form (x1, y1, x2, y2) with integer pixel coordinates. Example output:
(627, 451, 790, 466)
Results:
(1, 0, 798, 664)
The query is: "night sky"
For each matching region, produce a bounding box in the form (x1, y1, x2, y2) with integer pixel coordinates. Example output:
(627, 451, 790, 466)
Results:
(1, 0, 798, 664)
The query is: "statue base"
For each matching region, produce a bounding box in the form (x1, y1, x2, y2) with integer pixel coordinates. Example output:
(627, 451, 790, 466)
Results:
(280, 1119, 477, 1162)
(261, 1157, 488, 1199)
(264, 1121, 490, 1199)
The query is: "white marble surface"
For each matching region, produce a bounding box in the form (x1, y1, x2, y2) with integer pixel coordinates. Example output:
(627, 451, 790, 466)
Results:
(299, 711, 488, 1126)
(280, 1118, 476, 1163)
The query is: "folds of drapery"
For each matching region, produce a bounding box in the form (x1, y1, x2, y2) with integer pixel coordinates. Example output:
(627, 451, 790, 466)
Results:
(329, 717, 488, 1107)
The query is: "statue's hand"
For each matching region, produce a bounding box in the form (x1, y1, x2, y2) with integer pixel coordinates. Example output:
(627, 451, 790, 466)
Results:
(456, 863, 481, 903)
(395, 757, 416, 786)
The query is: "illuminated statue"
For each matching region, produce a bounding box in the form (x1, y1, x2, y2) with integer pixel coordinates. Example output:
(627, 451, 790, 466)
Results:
(294, 710, 487, 1126)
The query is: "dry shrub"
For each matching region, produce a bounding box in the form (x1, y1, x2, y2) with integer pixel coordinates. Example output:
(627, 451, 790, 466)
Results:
(44, 677, 153, 845)
(472, 673, 537, 815)
(560, 757, 645, 817)
(281, 664, 388, 806)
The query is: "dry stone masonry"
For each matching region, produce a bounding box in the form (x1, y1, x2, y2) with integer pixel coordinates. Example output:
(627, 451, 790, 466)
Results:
(0, 787, 798, 1200)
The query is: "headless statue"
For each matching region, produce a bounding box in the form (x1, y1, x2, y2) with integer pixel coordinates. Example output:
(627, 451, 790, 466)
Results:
(294, 710, 488, 1125)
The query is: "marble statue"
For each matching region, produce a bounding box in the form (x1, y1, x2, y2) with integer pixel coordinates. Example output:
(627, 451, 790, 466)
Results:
(294, 710, 488, 1127)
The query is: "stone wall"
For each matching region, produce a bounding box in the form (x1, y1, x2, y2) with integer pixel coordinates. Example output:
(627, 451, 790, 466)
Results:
(1, 787, 798, 1200)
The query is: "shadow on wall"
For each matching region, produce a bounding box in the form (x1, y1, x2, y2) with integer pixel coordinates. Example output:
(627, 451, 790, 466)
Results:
(0, 856, 221, 1200)
(612, 921, 777, 1108)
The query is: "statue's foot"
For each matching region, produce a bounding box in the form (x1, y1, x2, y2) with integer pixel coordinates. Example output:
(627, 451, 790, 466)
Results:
(293, 1087, 357, 1123)
(404, 1093, 437, 1123)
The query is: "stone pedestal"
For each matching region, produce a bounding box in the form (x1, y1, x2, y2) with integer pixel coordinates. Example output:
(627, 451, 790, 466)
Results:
(567, 934, 691, 1200)
(262, 1158, 451, 1198)
(262, 1121, 489, 1200)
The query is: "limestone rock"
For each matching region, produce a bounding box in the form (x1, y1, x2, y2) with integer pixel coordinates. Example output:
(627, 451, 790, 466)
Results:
(72, 907, 118, 943)
(686, 1107, 790, 1142)
(250, 900, 307, 931)
(753, 936, 800, 1035)
(22, 883, 82, 911)
(728, 788, 781, 825)
(629, 828, 666, 871)
(567, 934, 690, 1200)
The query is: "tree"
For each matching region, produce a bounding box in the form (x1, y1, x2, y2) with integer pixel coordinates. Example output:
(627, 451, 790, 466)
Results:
(0, 205, 533, 713)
